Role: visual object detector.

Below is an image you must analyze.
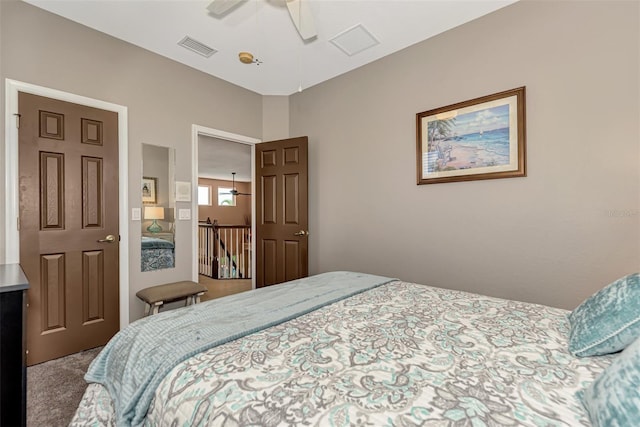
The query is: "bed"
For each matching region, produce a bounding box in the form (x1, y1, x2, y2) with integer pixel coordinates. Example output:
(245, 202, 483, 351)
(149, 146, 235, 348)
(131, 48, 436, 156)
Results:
(140, 236, 175, 272)
(70, 271, 640, 426)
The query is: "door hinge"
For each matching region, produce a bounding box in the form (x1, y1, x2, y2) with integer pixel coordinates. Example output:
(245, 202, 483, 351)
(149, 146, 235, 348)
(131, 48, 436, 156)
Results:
(17, 216, 20, 230)
(13, 113, 21, 129)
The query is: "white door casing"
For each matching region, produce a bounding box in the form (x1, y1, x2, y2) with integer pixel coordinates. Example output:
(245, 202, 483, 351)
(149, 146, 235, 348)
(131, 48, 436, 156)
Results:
(190, 125, 260, 288)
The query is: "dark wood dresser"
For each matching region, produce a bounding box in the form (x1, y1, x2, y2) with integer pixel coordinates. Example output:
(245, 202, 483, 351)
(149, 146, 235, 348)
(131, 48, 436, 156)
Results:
(0, 264, 29, 427)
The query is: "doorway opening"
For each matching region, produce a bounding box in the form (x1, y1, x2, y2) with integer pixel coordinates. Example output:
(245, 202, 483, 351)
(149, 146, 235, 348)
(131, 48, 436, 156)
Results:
(190, 125, 260, 298)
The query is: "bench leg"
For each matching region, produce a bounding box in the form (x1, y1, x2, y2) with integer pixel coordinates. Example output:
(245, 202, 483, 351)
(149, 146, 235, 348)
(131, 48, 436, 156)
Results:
(184, 293, 204, 306)
(144, 303, 151, 316)
(151, 302, 162, 315)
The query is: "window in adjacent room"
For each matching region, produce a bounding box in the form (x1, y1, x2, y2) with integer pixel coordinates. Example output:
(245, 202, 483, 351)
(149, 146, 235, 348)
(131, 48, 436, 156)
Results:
(197, 185, 211, 206)
(218, 187, 236, 206)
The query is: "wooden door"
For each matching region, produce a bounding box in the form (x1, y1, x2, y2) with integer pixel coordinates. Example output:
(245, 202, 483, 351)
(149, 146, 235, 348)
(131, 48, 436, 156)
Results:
(18, 93, 120, 366)
(256, 137, 309, 287)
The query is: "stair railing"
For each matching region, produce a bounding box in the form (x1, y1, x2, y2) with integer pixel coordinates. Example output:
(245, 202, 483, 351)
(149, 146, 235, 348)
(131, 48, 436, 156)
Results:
(198, 223, 251, 279)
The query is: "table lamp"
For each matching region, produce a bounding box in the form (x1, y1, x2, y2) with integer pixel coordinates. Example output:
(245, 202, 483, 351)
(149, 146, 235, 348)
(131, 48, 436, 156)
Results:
(144, 206, 164, 233)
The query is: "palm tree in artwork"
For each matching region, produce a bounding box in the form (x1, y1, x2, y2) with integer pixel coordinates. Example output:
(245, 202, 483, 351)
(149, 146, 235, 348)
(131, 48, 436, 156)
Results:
(427, 118, 455, 151)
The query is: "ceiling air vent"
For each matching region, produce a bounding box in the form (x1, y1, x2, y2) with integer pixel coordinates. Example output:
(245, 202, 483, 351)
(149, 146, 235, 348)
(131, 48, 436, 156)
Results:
(178, 36, 217, 58)
(330, 24, 379, 57)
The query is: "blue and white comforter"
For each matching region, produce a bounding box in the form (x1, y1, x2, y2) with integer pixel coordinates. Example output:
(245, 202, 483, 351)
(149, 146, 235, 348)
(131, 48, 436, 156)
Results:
(72, 278, 613, 426)
(141, 236, 175, 272)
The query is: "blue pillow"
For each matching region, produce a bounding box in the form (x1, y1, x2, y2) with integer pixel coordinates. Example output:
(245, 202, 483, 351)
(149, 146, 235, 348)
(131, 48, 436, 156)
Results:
(581, 336, 640, 426)
(568, 273, 640, 357)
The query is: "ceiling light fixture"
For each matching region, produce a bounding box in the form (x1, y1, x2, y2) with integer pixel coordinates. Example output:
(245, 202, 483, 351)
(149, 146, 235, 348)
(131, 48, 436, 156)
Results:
(238, 51, 253, 63)
(238, 51, 261, 65)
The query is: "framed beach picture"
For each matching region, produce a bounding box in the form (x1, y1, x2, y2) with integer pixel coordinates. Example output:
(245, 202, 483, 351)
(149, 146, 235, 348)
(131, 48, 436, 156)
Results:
(142, 177, 157, 204)
(416, 87, 526, 185)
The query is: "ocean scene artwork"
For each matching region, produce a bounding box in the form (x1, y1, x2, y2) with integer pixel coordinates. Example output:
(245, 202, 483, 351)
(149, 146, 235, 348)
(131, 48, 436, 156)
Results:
(424, 104, 511, 173)
(417, 87, 525, 185)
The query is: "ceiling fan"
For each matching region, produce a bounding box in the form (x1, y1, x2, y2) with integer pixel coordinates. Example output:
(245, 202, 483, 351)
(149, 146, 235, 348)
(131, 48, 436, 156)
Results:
(207, 0, 317, 41)
(221, 172, 252, 196)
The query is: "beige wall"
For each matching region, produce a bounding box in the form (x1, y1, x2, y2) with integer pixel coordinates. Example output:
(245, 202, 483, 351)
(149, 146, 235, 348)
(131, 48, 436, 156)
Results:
(262, 95, 290, 141)
(290, 0, 640, 309)
(0, 0, 262, 321)
(198, 178, 251, 225)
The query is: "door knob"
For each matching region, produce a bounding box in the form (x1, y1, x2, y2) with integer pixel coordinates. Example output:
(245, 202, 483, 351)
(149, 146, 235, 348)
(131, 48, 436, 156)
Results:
(293, 230, 309, 236)
(97, 234, 116, 243)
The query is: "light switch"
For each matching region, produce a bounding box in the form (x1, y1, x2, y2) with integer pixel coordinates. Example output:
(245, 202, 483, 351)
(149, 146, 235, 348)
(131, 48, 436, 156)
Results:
(178, 209, 191, 220)
(132, 208, 141, 221)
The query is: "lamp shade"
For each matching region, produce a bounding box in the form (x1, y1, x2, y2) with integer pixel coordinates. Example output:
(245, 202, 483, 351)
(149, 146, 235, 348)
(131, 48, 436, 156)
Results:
(144, 206, 164, 220)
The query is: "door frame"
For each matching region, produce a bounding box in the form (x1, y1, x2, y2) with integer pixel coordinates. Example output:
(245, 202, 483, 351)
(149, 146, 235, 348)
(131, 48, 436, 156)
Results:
(190, 125, 260, 288)
(4, 79, 130, 328)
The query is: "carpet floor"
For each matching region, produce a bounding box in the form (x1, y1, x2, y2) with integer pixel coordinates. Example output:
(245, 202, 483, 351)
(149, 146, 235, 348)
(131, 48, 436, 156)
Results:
(26, 280, 248, 426)
(27, 346, 102, 427)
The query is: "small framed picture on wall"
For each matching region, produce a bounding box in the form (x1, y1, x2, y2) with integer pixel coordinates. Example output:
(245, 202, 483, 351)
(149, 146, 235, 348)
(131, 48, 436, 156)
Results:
(142, 177, 157, 204)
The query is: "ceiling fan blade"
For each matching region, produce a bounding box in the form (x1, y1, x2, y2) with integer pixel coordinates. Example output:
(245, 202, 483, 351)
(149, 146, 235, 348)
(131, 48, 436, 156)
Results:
(207, 0, 246, 16)
(222, 173, 251, 196)
(221, 191, 250, 196)
(285, 0, 317, 41)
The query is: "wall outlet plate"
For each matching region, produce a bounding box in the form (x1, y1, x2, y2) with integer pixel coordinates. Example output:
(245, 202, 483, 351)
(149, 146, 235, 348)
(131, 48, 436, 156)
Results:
(178, 209, 191, 220)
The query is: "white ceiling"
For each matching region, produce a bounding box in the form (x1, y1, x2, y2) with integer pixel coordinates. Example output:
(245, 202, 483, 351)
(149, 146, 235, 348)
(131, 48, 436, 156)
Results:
(199, 135, 252, 182)
(24, 0, 517, 96)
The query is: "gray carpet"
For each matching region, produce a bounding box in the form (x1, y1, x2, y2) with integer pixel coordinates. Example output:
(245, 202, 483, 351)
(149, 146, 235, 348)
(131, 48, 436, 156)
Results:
(27, 346, 103, 427)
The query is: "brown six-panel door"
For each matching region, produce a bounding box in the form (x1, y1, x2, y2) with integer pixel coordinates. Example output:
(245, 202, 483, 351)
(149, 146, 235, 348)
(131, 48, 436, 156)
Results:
(18, 93, 120, 366)
(256, 137, 309, 287)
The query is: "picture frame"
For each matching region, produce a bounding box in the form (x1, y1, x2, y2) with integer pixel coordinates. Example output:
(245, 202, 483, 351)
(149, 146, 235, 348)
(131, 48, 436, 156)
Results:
(416, 87, 526, 185)
(142, 177, 157, 204)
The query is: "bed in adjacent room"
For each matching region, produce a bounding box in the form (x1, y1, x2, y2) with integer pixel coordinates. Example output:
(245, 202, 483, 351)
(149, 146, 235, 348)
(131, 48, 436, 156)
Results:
(140, 235, 175, 272)
(70, 271, 640, 426)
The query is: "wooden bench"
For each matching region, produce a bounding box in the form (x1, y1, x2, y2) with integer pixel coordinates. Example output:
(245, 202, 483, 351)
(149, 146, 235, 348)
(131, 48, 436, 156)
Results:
(136, 281, 207, 316)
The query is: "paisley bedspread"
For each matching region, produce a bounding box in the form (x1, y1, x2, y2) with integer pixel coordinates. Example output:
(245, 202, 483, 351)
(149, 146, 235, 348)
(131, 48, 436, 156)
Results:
(141, 237, 175, 272)
(71, 280, 613, 426)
